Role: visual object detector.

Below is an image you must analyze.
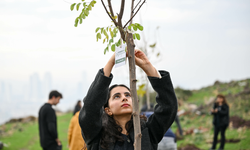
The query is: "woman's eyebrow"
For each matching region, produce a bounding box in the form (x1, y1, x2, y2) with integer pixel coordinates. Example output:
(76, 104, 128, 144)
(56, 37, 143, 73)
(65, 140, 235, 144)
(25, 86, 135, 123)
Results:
(124, 92, 131, 95)
(112, 93, 121, 98)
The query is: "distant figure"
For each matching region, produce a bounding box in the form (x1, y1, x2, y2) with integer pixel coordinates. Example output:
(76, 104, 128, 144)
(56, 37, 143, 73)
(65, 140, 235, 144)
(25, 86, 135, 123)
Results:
(175, 115, 183, 136)
(68, 111, 86, 150)
(73, 100, 82, 116)
(38, 90, 63, 150)
(210, 94, 229, 150)
(143, 111, 177, 150)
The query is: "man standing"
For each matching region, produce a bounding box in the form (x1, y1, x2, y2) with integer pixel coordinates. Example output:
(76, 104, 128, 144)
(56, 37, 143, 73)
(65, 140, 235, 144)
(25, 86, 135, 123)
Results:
(39, 90, 63, 150)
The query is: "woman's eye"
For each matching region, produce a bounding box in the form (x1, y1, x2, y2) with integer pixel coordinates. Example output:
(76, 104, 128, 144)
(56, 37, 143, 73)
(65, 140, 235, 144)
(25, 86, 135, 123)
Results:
(126, 94, 131, 97)
(114, 96, 120, 99)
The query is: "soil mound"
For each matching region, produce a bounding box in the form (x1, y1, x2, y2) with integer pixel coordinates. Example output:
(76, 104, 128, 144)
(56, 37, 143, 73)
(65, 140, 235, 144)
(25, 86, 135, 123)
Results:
(178, 144, 201, 150)
(230, 116, 250, 128)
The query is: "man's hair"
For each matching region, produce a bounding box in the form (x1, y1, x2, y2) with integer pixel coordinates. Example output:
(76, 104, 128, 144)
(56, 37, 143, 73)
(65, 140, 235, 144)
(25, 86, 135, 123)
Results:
(49, 90, 63, 99)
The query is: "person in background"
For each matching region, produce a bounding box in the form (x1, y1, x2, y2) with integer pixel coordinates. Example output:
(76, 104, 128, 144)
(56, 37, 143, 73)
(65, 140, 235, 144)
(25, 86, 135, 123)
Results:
(38, 90, 63, 150)
(143, 111, 177, 150)
(68, 111, 86, 150)
(210, 94, 229, 150)
(73, 100, 82, 116)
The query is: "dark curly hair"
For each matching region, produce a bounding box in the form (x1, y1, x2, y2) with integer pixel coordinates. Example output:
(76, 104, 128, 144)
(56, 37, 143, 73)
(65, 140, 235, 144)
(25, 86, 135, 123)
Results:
(100, 84, 147, 149)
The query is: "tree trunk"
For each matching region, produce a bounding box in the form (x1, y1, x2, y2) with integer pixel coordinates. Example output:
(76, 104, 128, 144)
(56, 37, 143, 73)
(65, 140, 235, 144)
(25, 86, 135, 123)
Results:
(126, 32, 141, 150)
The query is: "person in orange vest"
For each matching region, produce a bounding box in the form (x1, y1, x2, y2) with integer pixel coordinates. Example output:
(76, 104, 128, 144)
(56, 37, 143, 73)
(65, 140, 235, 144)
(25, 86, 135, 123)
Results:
(68, 111, 87, 150)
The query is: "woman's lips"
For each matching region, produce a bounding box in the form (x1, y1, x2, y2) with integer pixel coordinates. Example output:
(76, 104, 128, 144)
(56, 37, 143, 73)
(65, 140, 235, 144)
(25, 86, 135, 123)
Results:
(122, 104, 130, 107)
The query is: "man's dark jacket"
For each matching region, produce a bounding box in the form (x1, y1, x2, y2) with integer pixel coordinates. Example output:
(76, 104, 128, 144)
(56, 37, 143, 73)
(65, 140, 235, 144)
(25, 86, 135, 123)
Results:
(212, 103, 229, 127)
(39, 103, 58, 148)
(79, 69, 178, 150)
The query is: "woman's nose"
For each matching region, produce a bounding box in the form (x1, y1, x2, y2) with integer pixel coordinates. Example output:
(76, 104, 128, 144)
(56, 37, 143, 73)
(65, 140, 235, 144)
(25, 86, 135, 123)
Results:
(122, 96, 128, 102)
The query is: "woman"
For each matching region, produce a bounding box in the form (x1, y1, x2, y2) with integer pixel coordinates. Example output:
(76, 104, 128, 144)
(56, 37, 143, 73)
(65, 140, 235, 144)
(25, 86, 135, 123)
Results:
(68, 111, 86, 150)
(79, 49, 178, 150)
(73, 100, 82, 116)
(210, 94, 229, 150)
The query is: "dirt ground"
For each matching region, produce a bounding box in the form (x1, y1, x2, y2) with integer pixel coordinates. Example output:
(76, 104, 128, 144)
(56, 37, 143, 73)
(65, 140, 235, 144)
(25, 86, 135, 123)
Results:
(230, 116, 250, 128)
(178, 144, 201, 150)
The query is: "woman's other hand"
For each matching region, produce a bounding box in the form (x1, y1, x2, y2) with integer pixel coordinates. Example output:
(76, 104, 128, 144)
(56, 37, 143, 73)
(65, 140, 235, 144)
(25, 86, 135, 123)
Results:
(134, 49, 160, 78)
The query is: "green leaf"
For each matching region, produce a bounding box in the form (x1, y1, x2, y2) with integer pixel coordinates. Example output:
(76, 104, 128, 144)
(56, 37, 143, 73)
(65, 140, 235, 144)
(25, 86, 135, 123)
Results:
(74, 17, 79, 27)
(135, 33, 140, 40)
(96, 33, 101, 41)
(95, 27, 100, 33)
(79, 18, 82, 24)
(110, 31, 114, 38)
(88, 5, 92, 11)
(109, 39, 113, 44)
(156, 52, 160, 57)
(149, 43, 156, 48)
(103, 30, 109, 40)
(83, 2, 86, 7)
(76, 3, 81, 11)
(70, 3, 76, 11)
(115, 39, 121, 47)
(80, 12, 86, 19)
(82, 0, 85, 1)
(84, 8, 89, 16)
(138, 25, 143, 31)
(111, 44, 116, 52)
(101, 28, 104, 34)
(90, 1, 95, 7)
(98, 33, 101, 39)
(133, 34, 135, 39)
(133, 25, 137, 31)
(128, 25, 132, 30)
(104, 46, 108, 54)
(103, 38, 106, 43)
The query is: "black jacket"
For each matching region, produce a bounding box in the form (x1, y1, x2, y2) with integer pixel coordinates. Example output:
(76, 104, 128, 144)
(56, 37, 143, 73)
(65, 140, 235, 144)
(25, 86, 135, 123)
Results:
(212, 103, 229, 127)
(79, 69, 178, 150)
(38, 103, 58, 148)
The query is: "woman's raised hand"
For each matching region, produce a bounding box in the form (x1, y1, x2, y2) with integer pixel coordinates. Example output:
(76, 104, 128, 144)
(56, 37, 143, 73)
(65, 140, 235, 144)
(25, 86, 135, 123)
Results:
(134, 49, 151, 69)
(134, 49, 160, 78)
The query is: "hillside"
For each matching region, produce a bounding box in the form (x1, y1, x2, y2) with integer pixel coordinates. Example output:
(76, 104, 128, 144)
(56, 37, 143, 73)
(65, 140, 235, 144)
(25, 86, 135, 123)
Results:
(0, 78, 249, 150)
(0, 113, 72, 150)
(173, 78, 250, 150)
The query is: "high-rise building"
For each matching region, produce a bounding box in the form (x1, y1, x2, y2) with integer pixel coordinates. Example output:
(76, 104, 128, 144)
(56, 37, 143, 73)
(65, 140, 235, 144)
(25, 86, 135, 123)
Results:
(29, 73, 42, 102)
(43, 72, 52, 99)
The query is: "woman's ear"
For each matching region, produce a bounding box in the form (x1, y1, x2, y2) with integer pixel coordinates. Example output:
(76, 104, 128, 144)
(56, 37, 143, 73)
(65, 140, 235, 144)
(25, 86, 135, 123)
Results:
(104, 107, 113, 116)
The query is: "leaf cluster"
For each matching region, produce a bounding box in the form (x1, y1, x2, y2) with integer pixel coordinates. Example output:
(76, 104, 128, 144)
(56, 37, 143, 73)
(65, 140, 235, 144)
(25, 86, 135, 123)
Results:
(70, 0, 97, 27)
(95, 23, 144, 54)
(128, 23, 143, 40)
(95, 26, 123, 54)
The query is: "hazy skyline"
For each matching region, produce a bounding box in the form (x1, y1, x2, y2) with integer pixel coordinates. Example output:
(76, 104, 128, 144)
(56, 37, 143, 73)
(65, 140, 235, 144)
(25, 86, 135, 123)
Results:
(1, 0, 249, 90)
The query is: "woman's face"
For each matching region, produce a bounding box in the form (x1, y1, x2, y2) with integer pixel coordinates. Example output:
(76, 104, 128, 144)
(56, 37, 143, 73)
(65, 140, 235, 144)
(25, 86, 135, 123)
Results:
(216, 97, 223, 104)
(105, 86, 133, 116)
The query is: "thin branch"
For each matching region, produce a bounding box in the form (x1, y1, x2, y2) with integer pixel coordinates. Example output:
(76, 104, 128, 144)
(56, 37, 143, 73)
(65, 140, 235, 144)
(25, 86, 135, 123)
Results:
(119, 0, 125, 20)
(130, 0, 135, 25)
(132, 0, 141, 13)
(107, 0, 115, 18)
(101, 0, 118, 26)
(117, 0, 125, 41)
(123, 0, 146, 28)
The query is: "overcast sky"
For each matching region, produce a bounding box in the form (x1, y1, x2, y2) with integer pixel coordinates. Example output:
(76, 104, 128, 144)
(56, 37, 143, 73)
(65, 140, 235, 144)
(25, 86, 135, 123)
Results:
(0, 0, 250, 90)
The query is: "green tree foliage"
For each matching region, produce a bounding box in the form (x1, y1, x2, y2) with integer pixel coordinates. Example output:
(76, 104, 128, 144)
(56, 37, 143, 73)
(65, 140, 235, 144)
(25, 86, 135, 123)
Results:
(70, 1, 144, 54)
